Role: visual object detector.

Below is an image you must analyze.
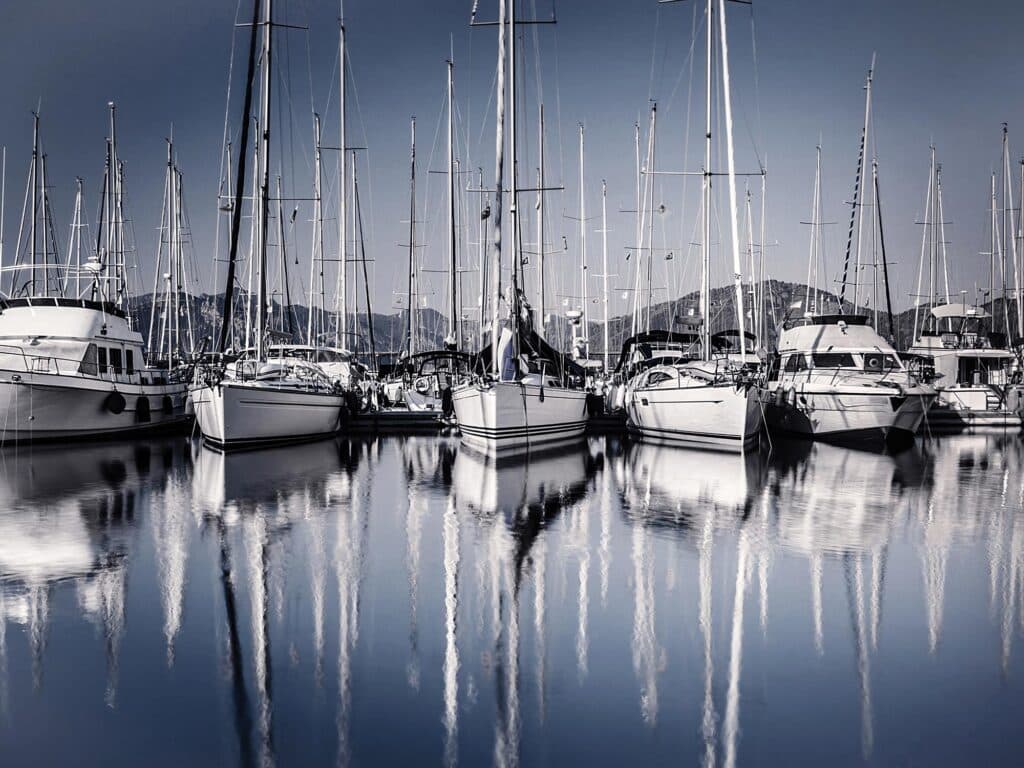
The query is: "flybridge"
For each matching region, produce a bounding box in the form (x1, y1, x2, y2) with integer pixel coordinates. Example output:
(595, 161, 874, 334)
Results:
(1, 296, 127, 320)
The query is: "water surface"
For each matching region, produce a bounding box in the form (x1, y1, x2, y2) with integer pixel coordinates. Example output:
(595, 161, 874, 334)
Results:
(0, 433, 1021, 766)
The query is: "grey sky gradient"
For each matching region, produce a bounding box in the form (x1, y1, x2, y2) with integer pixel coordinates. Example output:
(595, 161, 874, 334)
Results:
(2, 0, 1023, 326)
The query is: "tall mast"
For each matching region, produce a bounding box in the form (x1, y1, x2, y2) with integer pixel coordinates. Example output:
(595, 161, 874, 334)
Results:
(0, 146, 5, 286)
(601, 179, 609, 370)
(255, 0, 273, 361)
(30, 113, 38, 297)
(644, 106, 657, 333)
(1002, 125, 1021, 341)
(874, 159, 896, 343)
(309, 113, 324, 345)
(759, 171, 766, 343)
(40, 150, 49, 297)
(405, 117, 417, 357)
(490, 0, 507, 377)
(631, 122, 640, 337)
(537, 105, 545, 338)
(701, 0, 713, 360)
(447, 58, 459, 349)
(508, 0, 521, 347)
(72, 176, 83, 298)
(353, 152, 377, 371)
(990, 172, 998, 333)
(718, 0, 748, 359)
(840, 55, 874, 312)
(578, 123, 588, 356)
(337, 3, 348, 348)
(216, 0, 262, 354)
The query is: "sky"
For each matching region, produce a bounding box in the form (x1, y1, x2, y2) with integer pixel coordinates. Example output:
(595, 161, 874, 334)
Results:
(2, 0, 1023, 328)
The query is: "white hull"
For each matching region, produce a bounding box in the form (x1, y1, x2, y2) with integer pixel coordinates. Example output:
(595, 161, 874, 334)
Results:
(191, 379, 344, 449)
(452, 381, 588, 453)
(0, 369, 188, 441)
(626, 382, 761, 451)
(760, 383, 935, 442)
(922, 386, 1024, 433)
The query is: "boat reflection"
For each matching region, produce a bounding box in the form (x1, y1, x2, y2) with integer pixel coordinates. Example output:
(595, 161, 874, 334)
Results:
(0, 439, 187, 706)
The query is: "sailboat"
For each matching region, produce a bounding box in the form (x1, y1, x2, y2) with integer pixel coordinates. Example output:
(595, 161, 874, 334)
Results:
(624, 0, 761, 451)
(0, 107, 190, 441)
(382, 63, 473, 416)
(191, 0, 344, 449)
(908, 128, 1024, 432)
(452, 0, 588, 453)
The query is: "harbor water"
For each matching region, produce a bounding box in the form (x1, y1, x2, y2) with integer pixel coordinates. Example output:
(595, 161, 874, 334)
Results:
(0, 434, 1021, 766)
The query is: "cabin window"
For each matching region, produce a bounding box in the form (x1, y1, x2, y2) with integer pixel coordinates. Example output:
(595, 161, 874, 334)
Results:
(79, 343, 99, 376)
(783, 353, 808, 373)
(646, 371, 675, 386)
(98, 347, 109, 375)
(110, 348, 123, 375)
(126, 350, 135, 375)
(812, 353, 856, 368)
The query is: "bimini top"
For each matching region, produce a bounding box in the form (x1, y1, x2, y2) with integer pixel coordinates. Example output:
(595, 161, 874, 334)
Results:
(613, 329, 700, 373)
(1, 296, 127, 319)
(930, 302, 989, 320)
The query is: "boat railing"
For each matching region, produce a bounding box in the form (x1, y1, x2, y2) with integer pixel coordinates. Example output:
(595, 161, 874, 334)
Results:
(0, 343, 152, 386)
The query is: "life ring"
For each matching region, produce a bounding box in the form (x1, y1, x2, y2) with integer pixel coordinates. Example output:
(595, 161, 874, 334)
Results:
(105, 391, 126, 415)
(414, 376, 431, 395)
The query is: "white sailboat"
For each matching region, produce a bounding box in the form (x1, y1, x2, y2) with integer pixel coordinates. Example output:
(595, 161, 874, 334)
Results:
(452, 0, 588, 453)
(625, 0, 761, 452)
(191, 0, 344, 449)
(0, 108, 190, 442)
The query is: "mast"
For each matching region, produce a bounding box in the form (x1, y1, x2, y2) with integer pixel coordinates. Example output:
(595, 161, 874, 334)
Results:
(601, 179, 610, 370)
(71, 176, 83, 298)
(447, 58, 459, 349)
(700, 0, 713, 360)
(0, 146, 5, 287)
(537, 105, 545, 338)
(578, 123, 588, 357)
(255, 0, 273, 361)
(337, 4, 348, 348)
(874, 159, 896, 343)
(216, 0, 262, 354)
(30, 113, 38, 297)
(405, 117, 417, 357)
(508, 0, 521, 364)
(632, 122, 641, 336)
(489, 0, 507, 377)
(718, 0, 748, 359)
(840, 56, 874, 313)
(309, 113, 324, 345)
(353, 152, 378, 372)
(990, 172, 998, 334)
(644, 106, 657, 333)
(1003, 125, 1021, 341)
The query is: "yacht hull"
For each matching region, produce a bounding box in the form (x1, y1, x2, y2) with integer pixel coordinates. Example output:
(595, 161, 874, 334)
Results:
(0, 370, 189, 442)
(191, 380, 344, 450)
(452, 381, 588, 453)
(921, 387, 1024, 434)
(627, 383, 761, 451)
(760, 385, 935, 444)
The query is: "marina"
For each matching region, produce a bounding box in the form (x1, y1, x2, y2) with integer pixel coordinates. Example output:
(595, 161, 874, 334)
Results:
(2, 0, 1024, 764)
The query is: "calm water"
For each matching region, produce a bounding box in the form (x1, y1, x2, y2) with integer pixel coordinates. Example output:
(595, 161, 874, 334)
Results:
(0, 433, 1021, 767)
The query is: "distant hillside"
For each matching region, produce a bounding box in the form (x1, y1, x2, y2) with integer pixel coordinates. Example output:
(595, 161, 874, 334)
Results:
(128, 281, 1021, 363)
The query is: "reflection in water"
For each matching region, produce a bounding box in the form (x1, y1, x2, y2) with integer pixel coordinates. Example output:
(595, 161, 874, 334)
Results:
(0, 435, 1021, 766)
